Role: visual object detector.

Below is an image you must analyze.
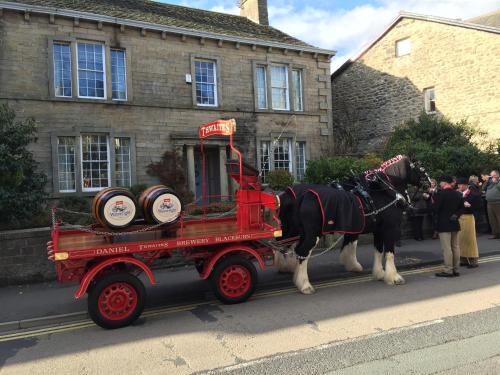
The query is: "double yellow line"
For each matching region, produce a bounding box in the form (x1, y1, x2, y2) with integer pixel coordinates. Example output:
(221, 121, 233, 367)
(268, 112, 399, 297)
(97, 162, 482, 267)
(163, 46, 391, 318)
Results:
(2, 254, 500, 343)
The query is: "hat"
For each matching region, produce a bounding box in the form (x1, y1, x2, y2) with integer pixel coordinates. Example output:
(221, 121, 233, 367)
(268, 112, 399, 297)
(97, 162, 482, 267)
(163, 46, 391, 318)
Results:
(456, 177, 469, 185)
(438, 175, 453, 184)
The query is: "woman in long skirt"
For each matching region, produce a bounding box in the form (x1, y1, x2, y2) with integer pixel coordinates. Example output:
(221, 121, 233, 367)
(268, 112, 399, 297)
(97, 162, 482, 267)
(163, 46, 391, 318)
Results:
(457, 177, 481, 268)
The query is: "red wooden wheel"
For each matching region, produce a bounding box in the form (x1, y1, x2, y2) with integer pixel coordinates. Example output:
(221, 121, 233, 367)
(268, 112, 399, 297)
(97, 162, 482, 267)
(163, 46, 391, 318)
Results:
(210, 255, 257, 304)
(88, 273, 146, 329)
(98, 282, 138, 321)
(219, 265, 251, 298)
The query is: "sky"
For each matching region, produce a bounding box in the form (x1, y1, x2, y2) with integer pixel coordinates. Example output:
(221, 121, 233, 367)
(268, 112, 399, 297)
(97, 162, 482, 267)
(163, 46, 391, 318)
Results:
(161, 0, 500, 71)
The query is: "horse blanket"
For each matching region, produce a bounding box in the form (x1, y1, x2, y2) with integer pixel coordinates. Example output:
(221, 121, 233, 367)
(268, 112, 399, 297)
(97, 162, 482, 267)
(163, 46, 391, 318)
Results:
(305, 186, 365, 234)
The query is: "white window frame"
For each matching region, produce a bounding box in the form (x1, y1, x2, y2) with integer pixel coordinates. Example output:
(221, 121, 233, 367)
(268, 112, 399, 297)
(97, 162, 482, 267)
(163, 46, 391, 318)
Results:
(57, 137, 77, 193)
(292, 69, 304, 112)
(270, 64, 290, 111)
(110, 49, 128, 101)
(424, 87, 436, 114)
(255, 65, 268, 109)
(194, 59, 218, 107)
(80, 134, 111, 192)
(295, 141, 306, 181)
(53, 42, 73, 98)
(76, 42, 107, 100)
(395, 38, 411, 57)
(114, 137, 132, 187)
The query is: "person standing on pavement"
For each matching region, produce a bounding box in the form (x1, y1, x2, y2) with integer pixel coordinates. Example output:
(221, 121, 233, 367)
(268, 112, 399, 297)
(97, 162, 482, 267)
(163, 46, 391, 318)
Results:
(456, 177, 481, 268)
(409, 186, 431, 241)
(481, 171, 493, 234)
(468, 175, 483, 231)
(485, 170, 500, 239)
(429, 179, 439, 239)
(434, 176, 464, 277)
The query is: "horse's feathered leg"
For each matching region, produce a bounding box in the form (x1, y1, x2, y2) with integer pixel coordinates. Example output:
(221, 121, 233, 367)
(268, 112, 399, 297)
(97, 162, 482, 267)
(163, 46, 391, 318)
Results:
(339, 234, 363, 272)
(382, 221, 405, 285)
(372, 231, 385, 280)
(292, 196, 322, 294)
(384, 252, 405, 285)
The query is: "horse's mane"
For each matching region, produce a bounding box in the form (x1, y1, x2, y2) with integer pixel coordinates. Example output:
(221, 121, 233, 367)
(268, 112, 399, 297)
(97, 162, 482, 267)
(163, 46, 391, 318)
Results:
(364, 155, 409, 181)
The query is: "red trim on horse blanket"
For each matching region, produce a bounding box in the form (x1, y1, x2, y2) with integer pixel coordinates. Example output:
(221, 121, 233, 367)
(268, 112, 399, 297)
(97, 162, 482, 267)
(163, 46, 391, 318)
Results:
(306, 187, 365, 235)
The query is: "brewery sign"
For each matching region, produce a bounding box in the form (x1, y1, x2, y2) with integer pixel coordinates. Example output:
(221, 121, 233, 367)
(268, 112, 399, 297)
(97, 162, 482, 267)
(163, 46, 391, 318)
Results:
(199, 119, 236, 139)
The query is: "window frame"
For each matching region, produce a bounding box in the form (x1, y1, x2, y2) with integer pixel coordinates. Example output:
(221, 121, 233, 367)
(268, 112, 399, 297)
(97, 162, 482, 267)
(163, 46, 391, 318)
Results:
(395, 37, 411, 57)
(292, 69, 304, 112)
(252, 61, 306, 113)
(257, 135, 308, 183)
(255, 65, 268, 110)
(56, 136, 77, 193)
(424, 87, 436, 114)
(52, 42, 73, 98)
(48, 37, 132, 103)
(76, 42, 107, 100)
(190, 54, 222, 108)
(80, 133, 111, 192)
(270, 64, 290, 111)
(51, 130, 136, 196)
(110, 48, 128, 101)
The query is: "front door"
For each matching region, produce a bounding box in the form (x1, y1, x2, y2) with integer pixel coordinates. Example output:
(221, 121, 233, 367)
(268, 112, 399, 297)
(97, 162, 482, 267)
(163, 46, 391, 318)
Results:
(194, 147, 221, 203)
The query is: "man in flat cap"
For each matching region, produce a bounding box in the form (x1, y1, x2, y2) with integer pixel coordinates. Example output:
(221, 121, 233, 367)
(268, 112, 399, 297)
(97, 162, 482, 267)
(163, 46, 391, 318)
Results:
(433, 175, 465, 277)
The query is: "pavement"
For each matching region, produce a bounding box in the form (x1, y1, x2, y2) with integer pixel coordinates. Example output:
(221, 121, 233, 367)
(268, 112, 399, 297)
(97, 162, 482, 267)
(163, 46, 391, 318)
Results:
(0, 235, 498, 374)
(0, 233, 499, 330)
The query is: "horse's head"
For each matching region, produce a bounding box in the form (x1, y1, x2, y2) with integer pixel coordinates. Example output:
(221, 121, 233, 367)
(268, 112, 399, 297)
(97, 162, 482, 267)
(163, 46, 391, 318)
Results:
(407, 159, 431, 190)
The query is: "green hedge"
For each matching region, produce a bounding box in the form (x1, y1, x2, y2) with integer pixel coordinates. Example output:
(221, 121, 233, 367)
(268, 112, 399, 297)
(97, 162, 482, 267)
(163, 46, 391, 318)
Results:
(305, 154, 382, 184)
(384, 112, 500, 177)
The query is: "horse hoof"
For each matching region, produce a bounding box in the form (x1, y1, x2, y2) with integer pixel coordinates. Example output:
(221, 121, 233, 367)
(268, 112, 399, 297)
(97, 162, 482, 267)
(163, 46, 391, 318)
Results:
(346, 263, 363, 273)
(372, 270, 385, 281)
(300, 285, 316, 295)
(384, 274, 405, 285)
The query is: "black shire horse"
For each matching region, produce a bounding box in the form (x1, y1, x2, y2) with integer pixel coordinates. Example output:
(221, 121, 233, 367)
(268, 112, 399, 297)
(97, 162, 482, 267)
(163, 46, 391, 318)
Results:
(275, 155, 431, 294)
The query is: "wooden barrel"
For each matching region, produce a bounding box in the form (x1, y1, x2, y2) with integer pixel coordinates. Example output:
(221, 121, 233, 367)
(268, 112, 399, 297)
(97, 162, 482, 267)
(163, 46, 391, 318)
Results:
(92, 187, 137, 229)
(139, 185, 182, 225)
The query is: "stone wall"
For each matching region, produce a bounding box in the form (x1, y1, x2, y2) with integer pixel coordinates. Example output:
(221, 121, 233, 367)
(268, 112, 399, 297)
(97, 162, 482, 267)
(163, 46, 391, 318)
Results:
(331, 17, 500, 152)
(0, 228, 54, 286)
(0, 9, 332, 196)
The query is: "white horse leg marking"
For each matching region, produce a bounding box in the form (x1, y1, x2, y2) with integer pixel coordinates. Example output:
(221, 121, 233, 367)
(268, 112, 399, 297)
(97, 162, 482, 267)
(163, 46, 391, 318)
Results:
(339, 240, 363, 272)
(372, 250, 385, 280)
(384, 252, 405, 285)
(293, 238, 318, 295)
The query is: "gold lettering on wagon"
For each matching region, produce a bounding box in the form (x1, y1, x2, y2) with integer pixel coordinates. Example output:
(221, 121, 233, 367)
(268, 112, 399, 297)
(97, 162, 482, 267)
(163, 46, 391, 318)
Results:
(176, 238, 209, 246)
(139, 242, 169, 250)
(215, 234, 255, 242)
(95, 246, 130, 255)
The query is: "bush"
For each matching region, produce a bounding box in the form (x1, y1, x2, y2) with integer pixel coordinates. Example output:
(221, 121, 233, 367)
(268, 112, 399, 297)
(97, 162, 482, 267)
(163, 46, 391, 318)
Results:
(186, 201, 235, 216)
(130, 183, 148, 201)
(384, 112, 500, 177)
(0, 104, 47, 229)
(56, 196, 92, 226)
(147, 150, 194, 204)
(267, 169, 294, 191)
(305, 154, 382, 184)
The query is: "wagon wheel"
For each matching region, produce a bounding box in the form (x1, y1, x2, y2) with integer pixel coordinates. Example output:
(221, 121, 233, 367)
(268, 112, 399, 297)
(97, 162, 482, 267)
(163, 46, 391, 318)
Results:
(210, 255, 258, 304)
(88, 273, 146, 329)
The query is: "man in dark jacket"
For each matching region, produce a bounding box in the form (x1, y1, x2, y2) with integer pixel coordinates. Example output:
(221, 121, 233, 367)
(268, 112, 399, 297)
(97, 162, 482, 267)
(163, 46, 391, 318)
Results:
(433, 176, 464, 277)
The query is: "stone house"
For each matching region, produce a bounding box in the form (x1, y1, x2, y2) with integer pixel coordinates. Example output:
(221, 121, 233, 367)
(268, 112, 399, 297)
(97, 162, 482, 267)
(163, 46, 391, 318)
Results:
(0, 0, 334, 201)
(331, 11, 500, 152)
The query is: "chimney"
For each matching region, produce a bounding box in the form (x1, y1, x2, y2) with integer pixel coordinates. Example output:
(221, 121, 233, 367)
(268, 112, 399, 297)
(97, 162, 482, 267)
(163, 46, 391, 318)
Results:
(240, 0, 269, 26)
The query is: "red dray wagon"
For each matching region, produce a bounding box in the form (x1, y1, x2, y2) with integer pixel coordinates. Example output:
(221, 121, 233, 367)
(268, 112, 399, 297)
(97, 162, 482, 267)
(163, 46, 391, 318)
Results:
(47, 119, 282, 329)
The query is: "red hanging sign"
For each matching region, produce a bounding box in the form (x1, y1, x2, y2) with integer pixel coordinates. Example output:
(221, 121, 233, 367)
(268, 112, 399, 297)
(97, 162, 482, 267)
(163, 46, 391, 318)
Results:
(199, 119, 236, 139)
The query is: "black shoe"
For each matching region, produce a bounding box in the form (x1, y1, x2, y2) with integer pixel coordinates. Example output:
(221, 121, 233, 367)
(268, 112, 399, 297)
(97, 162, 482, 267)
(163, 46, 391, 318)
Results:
(460, 263, 468, 267)
(467, 264, 478, 269)
(435, 272, 454, 277)
(453, 271, 460, 277)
